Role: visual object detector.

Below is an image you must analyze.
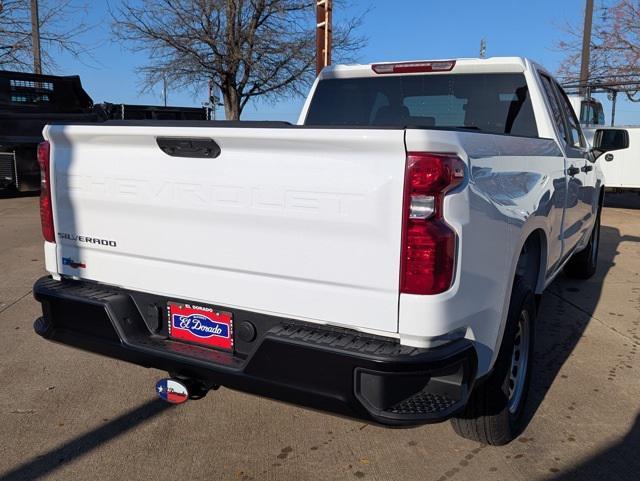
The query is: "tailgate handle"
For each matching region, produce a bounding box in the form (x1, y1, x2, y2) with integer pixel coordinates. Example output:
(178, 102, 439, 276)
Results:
(156, 137, 221, 158)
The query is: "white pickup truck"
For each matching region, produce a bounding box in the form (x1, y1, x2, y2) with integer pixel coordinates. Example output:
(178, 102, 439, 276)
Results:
(32, 57, 629, 445)
(569, 95, 640, 191)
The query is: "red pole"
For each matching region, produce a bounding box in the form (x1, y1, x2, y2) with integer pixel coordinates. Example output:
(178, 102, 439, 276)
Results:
(316, 0, 332, 76)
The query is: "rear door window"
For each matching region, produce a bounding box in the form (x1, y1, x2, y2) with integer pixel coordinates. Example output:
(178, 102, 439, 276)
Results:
(554, 82, 586, 148)
(539, 74, 568, 144)
(305, 73, 538, 137)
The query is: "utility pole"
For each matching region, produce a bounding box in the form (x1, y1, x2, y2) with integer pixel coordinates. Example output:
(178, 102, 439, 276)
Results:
(205, 80, 222, 120)
(608, 90, 617, 126)
(316, 0, 332, 76)
(30, 0, 42, 74)
(209, 80, 215, 120)
(479, 38, 486, 59)
(163, 76, 168, 107)
(579, 0, 594, 97)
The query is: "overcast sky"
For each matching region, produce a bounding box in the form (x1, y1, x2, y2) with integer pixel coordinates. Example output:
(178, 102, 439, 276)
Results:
(51, 0, 640, 125)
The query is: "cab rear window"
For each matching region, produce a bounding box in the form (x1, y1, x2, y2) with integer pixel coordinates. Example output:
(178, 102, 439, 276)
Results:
(304, 73, 538, 138)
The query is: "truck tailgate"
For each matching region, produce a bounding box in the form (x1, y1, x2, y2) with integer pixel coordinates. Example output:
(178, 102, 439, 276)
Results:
(46, 125, 407, 333)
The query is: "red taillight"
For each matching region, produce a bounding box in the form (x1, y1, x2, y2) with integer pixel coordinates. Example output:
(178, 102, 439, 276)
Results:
(400, 153, 465, 295)
(372, 60, 456, 75)
(37, 141, 55, 243)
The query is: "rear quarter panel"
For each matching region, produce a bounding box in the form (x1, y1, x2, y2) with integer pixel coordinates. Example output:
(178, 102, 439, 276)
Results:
(401, 129, 565, 376)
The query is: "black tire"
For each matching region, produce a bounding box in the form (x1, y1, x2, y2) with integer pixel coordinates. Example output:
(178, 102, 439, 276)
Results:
(451, 278, 536, 445)
(564, 207, 601, 279)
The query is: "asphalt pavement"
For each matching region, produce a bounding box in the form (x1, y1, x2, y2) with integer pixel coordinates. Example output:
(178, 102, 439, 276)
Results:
(1, 191, 639, 481)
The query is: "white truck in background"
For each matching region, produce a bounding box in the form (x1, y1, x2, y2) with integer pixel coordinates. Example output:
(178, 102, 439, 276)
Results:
(569, 95, 640, 190)
(33, 57, 628, 445)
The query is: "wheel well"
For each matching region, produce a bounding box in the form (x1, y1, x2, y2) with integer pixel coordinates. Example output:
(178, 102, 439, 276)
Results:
(515, 230, 545, 296)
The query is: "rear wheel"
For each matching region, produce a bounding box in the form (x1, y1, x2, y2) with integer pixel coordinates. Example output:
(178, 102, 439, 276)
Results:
(564, 207, 601, 279)
(451, 278, 535, 445)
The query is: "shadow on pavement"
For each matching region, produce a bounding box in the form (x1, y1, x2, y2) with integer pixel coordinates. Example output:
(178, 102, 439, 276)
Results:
(521, 224, 639, 427)
(604, 191, 640, 210)
(0, 188, 39, 199)
(0, 399, 172, 481)
(552, 414, 640, 481)
(519, 191, 640, 478)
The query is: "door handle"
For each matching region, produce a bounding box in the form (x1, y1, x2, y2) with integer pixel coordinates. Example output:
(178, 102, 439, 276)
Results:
(581, 164, 593, 173)
(567, 165, 580, 177)
(157, 137, 221, 158)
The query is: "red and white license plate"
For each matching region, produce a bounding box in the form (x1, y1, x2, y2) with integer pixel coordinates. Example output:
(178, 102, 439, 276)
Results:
(167, 301, 233, 352)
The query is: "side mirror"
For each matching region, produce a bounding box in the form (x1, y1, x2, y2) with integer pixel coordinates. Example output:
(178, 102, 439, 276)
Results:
(592, 128, 629, 159)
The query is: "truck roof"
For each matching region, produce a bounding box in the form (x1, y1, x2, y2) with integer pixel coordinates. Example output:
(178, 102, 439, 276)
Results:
(319, 56, 537, 80)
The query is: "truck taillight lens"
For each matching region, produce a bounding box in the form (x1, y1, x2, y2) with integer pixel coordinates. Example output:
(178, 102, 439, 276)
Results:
(37, 141, 55, 243)
(400, 152, 464, 295)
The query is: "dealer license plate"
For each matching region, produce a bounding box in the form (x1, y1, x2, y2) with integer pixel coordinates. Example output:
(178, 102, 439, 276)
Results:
(167, 301, 233, 352)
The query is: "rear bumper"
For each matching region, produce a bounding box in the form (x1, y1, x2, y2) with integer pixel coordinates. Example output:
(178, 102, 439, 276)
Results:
(33, 276, 477, 426)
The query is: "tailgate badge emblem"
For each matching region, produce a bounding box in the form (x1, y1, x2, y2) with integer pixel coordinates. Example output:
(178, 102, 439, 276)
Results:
(62, 257, 86, 269)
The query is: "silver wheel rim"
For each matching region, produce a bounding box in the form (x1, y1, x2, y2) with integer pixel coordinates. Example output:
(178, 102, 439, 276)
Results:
(508, 309, 530, 414)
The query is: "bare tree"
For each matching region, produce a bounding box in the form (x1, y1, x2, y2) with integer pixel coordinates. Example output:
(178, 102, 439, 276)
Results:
(556, 0, 640, 100)
(0, 0, 90, 73)
(111, 0, 366, 119)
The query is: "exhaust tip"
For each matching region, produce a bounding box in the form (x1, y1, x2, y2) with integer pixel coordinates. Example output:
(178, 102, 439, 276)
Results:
(155, 378, 189, 404)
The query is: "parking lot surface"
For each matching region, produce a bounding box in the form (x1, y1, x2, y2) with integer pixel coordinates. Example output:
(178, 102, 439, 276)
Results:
(1, 192, 639, 481)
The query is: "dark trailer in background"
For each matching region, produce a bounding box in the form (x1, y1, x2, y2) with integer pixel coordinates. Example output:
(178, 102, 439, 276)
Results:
(0, 71, 208, 192)
(0, 71, 96, 191)
(97, 102, 207, 121)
